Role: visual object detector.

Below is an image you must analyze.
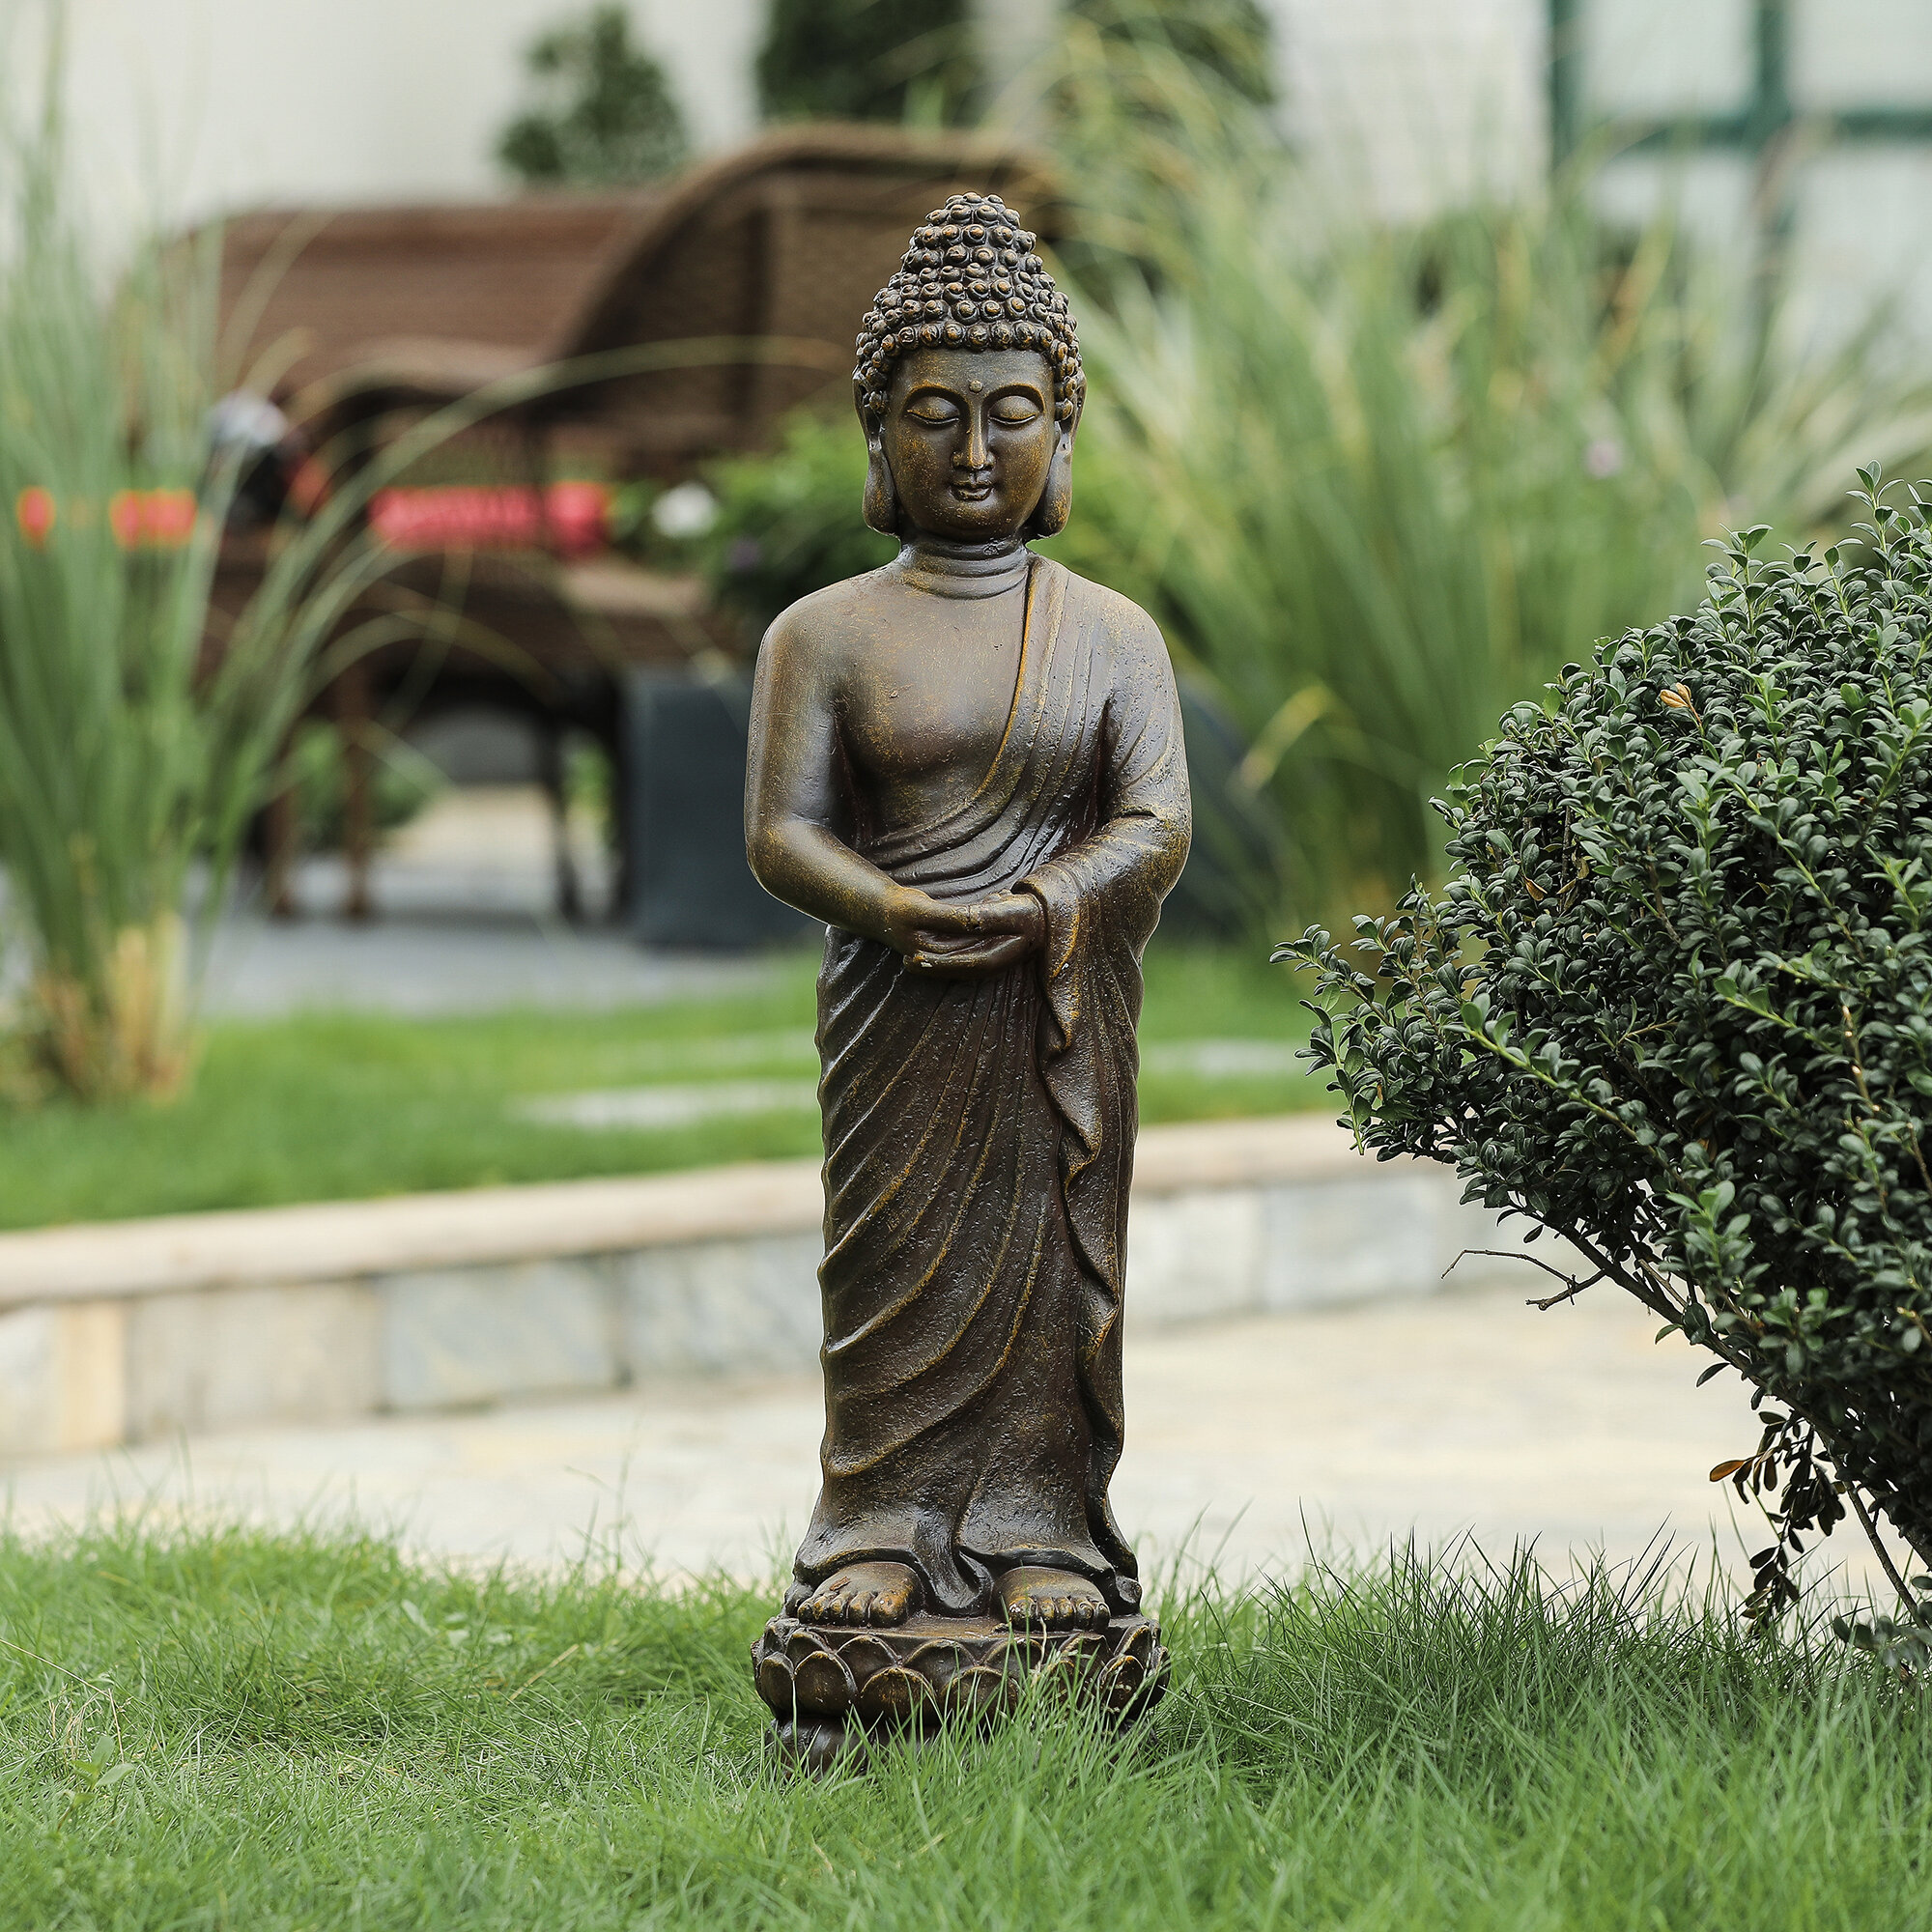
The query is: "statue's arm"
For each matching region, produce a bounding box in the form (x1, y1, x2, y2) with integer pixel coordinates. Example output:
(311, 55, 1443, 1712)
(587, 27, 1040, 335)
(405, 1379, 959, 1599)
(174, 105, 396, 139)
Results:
(745, 610, 968, 954)
(1022, 605, 1192, 915)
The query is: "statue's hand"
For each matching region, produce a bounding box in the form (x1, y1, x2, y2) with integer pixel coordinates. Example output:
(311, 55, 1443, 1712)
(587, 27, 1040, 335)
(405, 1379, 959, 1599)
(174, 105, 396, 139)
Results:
(903, 932, 1031, 978)
(969, 891, 1046, 952)
(877, 884, 971, 956)
(901, 890, 1044, 979)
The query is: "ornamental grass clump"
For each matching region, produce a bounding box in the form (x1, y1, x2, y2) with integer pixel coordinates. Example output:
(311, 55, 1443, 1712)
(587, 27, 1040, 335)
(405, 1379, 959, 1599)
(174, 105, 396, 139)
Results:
(1, 106, 459, 1101)
(1285, 473, 1932, 1616)
(0, 177, 236, 1100)
(0, 72, 747, 1105)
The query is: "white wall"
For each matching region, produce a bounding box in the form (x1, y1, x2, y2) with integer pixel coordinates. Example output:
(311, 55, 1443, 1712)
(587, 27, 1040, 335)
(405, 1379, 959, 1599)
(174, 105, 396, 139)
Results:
(15, 0, 1550, 234)
(6, 0, 762, 231)
(19, 0, 1931, 353)
(990, 0, 1548, 220)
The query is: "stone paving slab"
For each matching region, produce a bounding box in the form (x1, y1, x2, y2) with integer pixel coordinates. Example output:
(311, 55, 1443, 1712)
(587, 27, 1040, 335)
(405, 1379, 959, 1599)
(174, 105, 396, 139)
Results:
(0, 1286, 1888, 1600)
(196, 786, 790, 1017)
(202, 909, 790, 1019)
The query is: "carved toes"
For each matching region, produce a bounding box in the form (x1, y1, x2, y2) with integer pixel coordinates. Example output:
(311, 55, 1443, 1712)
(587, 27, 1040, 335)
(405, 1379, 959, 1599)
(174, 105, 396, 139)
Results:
(806, 1587, 865, 1625)
(998, 1567, 1110, 1631)
(800, 1564, 918, 1628)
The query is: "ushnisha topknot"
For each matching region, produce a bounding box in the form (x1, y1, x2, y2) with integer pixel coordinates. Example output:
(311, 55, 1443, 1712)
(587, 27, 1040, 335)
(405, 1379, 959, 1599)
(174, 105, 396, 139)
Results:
(854, 191, 1084, 425)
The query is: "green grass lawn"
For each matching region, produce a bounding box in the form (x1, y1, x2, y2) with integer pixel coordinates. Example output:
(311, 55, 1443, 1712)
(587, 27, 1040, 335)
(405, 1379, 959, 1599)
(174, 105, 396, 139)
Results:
(0, 1521, 1923, 1930)
(0, 940, 1328, 1230)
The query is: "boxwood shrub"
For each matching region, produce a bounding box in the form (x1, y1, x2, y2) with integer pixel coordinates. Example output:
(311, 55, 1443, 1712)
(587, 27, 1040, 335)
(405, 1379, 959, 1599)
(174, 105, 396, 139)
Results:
(1283, 472, 1932, 1613)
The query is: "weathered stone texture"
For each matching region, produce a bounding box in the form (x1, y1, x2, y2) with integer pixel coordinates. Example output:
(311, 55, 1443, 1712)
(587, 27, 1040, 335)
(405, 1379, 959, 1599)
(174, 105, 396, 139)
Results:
(128, 1283, 378, 1439)
(381, 1261, 618, 1409)
(617, 1233, 822, 1378)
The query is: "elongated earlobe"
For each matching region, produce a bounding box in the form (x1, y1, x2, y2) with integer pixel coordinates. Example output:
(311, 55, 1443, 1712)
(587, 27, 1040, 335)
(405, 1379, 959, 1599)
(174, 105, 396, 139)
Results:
(1023, 424, 1075, 540)
(858, 395, 902, 536)
(863, 437, 901, 536)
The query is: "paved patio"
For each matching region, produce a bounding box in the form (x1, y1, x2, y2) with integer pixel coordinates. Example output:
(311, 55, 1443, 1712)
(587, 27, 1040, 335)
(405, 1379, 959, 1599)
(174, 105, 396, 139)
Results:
(199, 785, 799, 1018)
(202, 908, 789, 1018)
(1, 1283, 1887, 1602)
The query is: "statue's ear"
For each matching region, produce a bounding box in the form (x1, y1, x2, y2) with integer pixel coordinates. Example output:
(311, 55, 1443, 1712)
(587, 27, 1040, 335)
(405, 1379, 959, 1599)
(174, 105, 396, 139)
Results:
(1023, 413, 1077, 541)
(863, 439, 901, 536)
(860, 400, 901, 536)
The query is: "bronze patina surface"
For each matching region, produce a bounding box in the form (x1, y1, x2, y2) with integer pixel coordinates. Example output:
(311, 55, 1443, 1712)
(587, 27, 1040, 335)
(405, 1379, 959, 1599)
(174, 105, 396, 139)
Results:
(751, 1610, 1170, 1774)
(744, 191, 1190, 1765)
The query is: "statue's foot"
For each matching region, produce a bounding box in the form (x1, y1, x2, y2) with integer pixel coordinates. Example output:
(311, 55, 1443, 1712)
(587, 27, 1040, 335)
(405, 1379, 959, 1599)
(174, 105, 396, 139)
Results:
(998, 1565, 1110, 1631)
(799, 1561, 920, 1627)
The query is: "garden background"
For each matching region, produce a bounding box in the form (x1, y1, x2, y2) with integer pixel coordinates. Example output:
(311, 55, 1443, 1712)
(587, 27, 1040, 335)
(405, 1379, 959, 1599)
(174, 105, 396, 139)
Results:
(5, 4, 1932, 1926)
(8, 0, 1932, 1189)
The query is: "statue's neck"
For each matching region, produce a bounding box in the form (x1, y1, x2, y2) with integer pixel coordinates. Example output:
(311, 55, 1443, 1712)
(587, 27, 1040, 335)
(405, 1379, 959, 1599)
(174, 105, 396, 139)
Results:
(896, 533, 1030, 601)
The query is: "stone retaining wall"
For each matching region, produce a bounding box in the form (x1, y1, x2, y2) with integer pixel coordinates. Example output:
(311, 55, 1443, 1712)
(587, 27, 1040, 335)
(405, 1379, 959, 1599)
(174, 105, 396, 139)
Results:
(0, 1118, 1567, 1459)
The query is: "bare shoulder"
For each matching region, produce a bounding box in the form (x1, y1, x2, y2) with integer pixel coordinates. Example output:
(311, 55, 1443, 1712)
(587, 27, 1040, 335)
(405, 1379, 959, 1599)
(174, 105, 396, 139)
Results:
(758, 567, 896, 685)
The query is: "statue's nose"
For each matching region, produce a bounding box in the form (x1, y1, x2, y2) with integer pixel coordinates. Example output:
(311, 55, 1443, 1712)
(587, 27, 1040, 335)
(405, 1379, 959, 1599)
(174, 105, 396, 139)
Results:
(957, 416, 989, 469)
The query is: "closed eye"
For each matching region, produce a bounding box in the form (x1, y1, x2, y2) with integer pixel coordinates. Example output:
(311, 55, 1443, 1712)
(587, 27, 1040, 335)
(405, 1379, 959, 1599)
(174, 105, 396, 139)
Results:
(905, 400, 961, 425)
(990, 398, 1042, 425)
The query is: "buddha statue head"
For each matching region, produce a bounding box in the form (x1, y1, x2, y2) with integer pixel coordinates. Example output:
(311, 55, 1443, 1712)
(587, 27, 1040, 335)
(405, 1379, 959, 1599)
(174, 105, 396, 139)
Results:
(853, 193, 1084, 545)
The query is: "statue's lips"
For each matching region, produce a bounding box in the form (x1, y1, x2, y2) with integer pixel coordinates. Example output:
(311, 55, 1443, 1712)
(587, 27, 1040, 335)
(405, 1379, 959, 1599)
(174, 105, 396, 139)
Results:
(950, 481, 994, 502)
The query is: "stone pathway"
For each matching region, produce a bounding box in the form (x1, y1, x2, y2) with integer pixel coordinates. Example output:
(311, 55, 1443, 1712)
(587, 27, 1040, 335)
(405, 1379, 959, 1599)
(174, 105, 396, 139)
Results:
(0, 1285, 1889, 1601)
(190, 786, 800, 1019)
(201, 909, 789, 1019)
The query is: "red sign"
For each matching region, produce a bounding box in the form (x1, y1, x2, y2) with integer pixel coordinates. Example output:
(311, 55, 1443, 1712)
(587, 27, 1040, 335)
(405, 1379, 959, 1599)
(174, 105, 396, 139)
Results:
(368, 482, 611, 558)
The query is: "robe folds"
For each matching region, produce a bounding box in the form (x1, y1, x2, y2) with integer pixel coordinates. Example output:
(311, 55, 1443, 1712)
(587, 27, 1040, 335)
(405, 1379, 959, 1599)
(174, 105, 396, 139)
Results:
(788, 554, 1191, 1620)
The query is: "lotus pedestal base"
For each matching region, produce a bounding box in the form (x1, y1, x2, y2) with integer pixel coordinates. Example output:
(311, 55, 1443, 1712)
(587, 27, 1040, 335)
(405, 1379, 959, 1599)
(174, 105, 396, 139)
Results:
(750, 1609, 1170, 1772)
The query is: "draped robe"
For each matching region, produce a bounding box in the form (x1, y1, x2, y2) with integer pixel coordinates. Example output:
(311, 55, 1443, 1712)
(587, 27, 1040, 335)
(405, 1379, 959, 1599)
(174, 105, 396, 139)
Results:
(787, 554, 1191, 1619)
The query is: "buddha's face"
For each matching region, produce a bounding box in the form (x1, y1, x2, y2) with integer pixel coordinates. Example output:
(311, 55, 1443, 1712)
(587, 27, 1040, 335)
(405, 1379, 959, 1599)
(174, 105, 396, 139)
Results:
(876, 347, 1063, 542)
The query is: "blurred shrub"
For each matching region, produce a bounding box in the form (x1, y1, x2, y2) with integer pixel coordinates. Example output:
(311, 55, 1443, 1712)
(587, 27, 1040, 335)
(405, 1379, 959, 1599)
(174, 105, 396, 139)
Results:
(694, 412, 894, 637)
(498, 5, 687, 186)
(1065, 0, 1276, 108)
(1285, 483, 1932, 1612)
(757, 0, 975, 126)
(289, 724, 443, 854)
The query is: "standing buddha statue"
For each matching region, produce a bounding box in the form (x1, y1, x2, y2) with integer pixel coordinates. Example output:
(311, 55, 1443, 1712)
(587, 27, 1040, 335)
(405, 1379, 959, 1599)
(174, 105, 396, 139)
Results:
(745, 191, 1191, 1766)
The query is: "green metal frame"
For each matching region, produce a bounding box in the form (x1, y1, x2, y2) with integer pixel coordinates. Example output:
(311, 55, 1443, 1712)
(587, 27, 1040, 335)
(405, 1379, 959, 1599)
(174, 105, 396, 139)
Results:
(1551, 0, 1932, 164)
(1549, 0, 1932, 284)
